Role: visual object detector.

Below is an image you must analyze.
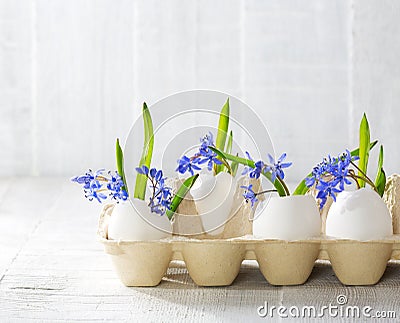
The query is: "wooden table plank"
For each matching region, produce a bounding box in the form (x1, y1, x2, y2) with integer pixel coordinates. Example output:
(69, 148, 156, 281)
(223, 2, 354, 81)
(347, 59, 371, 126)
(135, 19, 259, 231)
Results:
(1, 178, 400, 322)
(0, 177, 70, 278)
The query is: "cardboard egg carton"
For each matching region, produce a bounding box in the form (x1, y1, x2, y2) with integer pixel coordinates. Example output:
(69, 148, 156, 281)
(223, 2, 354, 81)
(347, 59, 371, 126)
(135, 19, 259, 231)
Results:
(98, 174, 400, 287)
(170, 176, 263, 239)
(98, 203, 400, 287)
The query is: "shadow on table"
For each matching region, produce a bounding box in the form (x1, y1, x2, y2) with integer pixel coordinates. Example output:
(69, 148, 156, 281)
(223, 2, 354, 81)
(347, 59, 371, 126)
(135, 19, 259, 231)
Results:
(126, 261, 400, 313)
(130, 260, 400, 291)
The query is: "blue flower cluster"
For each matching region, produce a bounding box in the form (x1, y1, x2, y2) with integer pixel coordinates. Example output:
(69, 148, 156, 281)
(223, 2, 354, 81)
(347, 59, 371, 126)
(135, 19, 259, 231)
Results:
(305, 150, 359, 209)
(136, 165, 172, 215)
(241, 184, 258, 207)
(71, 169, 128, 203)
(176, 132, 222, 175)
(242, 152, 292, 182)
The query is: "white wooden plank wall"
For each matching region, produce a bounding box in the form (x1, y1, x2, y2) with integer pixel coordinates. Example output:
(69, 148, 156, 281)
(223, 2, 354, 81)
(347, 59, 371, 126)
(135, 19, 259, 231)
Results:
(0, 0, 33, 174)
(1, 0, 400, 181)
(352, 0, 400, 172)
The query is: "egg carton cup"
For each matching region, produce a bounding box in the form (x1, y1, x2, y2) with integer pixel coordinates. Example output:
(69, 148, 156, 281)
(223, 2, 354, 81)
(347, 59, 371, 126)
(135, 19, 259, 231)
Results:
(98, 205, 400, 287)
(170, 176, 263, 239)
(308, 174, 400, 261)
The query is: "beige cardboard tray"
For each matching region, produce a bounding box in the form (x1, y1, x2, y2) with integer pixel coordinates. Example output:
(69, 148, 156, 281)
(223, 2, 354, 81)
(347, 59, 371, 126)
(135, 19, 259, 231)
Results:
(98, 205, 400, 287)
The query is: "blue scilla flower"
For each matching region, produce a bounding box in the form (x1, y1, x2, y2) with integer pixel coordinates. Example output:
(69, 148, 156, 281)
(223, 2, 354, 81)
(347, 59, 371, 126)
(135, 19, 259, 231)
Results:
(176, 155, 201, 176)
(148, 197, 163, 215)
(176, 131, 224, 176)
(87, 187, 106, 202)
(241, 184, 258, 208)
(338, 150, 359, 171)
(306, 155, 336, 188)
(306, 163, 326, 187)
(267, 153, 292, 182)
(340, 149, 353, 164)
(242, 152, 255, 176)
(72, 169, 128, 203)
(85, 189, 108, 203)
(256, 160, 271, 178)
(200, 132, 215, 149)
(110, 189, 128, 201)
(71, 169, 105, 190)
(136, 166, 172, 216)
(333, 167, 352, 191)
(241, 152, 268, 179)
(316, 180, 342, 209)
(198, 151, 223, 171)
(107, 171, 124, 191)
(198, 132, 222, 171)
(199, 132, 216, 158)
(306, 150, 359, 189)
(155, 179, 172, 201)
(242, 152, 292, 182)
(306, 149, 361, 209)
(135, 165, 149, 176)
(305, 173, 317, 188)
(250, 160, 266, 179)
(155, 187, 172, 213)
(107, 171, 128, 201)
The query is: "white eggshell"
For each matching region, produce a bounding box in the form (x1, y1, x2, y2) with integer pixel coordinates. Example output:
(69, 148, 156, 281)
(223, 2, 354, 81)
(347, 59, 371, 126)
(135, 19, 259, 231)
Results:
(326, 188, 393, 240)
(253, 195, 321, 240)
(190, 171, 216, 201)
(108, 199, 172, 241)
(190, 172, 236, 235)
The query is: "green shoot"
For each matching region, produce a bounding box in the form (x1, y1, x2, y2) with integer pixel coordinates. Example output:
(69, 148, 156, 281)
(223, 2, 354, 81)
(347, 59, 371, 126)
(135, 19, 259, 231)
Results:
(134, 103, 154, 200)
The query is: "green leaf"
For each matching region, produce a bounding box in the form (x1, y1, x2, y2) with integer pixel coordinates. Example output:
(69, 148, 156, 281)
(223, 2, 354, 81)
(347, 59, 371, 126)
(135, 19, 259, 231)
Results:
(215, 98, 230, 173)
(375, 145, 386, 197)
(293, 140, 378, 195)
(216, 151, 233, 174)
(225, 130, 239, 176)
(376, 145, 384, 175)
(231, 153, 239, 177)
(116, 138, 128, 194)
(134, 102, 154, 200)
(351, 140, 377, 158)
(166, 174, 199, 220)
(376, 170, 386, 198)
(209, 147, 289, 196)
(358, 113, 370, 188)
(226, 130, 233, 154)
(292, 179, 310, 196)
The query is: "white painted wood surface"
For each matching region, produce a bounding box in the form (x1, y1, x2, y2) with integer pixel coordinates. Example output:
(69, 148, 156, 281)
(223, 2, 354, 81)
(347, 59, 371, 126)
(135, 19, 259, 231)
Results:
(0, 0, 33, 175)
(1, 177, 400, 322)
(3, 1, 400, 182)
(352, 0, 400, 173)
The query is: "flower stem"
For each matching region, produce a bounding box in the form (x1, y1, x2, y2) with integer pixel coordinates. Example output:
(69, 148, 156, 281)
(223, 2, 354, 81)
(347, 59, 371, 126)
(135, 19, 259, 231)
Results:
(276, 176, 290, 196)
(190, 154, 201, 161)
(261, 164, 290, 196)
(208, 146, 289, 196)
(95, 176, 109, 182)
(95, 188, 108, 193)
(217, 157, 233, 175)
(346, 171, 361, 189)
(350, 161, 377, 189)
(255, 189, 278, 196)
(348, 168, 377, 192)
(147, 175, 157, 207)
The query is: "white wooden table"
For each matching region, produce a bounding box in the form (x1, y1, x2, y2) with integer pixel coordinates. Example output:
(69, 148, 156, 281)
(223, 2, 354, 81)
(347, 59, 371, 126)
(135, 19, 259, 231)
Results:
(1, 178, 400, 322)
